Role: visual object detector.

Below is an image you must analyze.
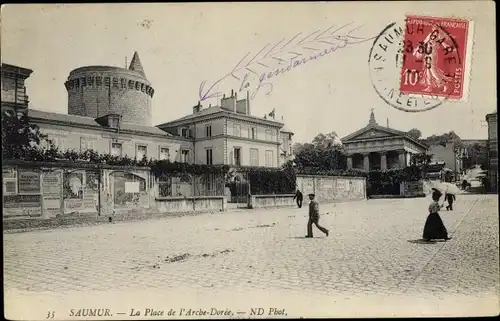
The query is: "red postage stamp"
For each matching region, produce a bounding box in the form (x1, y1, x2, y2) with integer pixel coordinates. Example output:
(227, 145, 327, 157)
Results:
(399, 15, 473, 101)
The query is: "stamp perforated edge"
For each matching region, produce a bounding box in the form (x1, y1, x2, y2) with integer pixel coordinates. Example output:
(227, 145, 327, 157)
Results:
(397, 14, 475, 103)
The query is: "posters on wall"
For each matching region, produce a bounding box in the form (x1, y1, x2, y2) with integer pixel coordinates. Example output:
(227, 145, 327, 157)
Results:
(3, 194, 42, 218)
(110, 171, 149, 208)
(42, 169, 62, 217)
(63, 171, 85, 213)
(2, 167, 17, 195)
(18, 169, 41, 194)
(3, 168, 42, 218)
(84, 171, 99, 212)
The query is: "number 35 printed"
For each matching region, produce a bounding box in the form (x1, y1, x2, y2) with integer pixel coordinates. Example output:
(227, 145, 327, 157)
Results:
(46, 311, 55, 319)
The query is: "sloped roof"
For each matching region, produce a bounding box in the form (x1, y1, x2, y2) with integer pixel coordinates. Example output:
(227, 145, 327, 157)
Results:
(341, 124, 428, 149)
(165, 106, 225, 124)
(158, 105, 286, 128)
(28, 109, 173, 137)
(128, 51, 146, 77)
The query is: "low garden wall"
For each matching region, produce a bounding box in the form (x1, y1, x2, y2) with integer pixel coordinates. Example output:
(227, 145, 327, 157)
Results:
(155, 196, 226, 213)
(296, 175, 366, 203)
(249, 194, 296, 209)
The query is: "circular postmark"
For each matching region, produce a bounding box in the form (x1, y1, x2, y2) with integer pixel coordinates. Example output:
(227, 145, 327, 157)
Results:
(368, 18, 463, 113)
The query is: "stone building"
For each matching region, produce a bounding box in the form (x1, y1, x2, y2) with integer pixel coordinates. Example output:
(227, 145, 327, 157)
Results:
(157, 90, 294, 168)
(486, 111, 498, 192)
(1, 63, 33, 115)
(65, 52, 154, 126)
(341, 110, 428, 171)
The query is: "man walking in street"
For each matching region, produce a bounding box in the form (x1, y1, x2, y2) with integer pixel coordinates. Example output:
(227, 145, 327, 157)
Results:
(306, 193, 329, 238)
(445, 193, 456, 211)
(293, 189, 303, 208)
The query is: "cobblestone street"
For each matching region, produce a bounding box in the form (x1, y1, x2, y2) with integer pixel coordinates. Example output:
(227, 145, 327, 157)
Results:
(4, 195, 499, 318)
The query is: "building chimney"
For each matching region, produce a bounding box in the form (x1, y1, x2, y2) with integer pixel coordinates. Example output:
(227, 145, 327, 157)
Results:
(247, 91, 251, 115)
(221, 91, 237, 112)
(193, 102, 202, 114)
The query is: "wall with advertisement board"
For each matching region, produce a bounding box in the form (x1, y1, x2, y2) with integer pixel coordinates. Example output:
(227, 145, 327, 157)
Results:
(2, 167, 42, 218)
(296, 175, 366, 203)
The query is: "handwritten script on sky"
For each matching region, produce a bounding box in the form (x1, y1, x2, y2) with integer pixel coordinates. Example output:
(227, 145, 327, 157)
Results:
(199, 23, 377, 102)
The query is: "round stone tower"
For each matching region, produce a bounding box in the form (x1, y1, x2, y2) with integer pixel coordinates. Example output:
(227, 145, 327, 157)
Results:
(65, 51, 154, 126)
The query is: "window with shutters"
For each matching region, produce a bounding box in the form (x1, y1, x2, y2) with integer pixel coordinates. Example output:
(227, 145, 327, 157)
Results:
(265, 129, 275, 141)
(233, 124, 241, 137)
(96, 76, 102, 86)
(234, 148, 241, 166)
(206, 148, 213, 165)
(128, 80, 134, 89)
(80, 137, 94, 152)
(251, 128, 256, 139)
(112, 78, 119, 88)
(159, 147, 170, 160)
(265, 150, 274, 167)
(136, 145, 147, 160)
(205, 125, 212, 137)
(250, 148, 259, 166)
(121, 78, 126, 88)
(181, 150, 190, 163)
(111, 143, 122, 156)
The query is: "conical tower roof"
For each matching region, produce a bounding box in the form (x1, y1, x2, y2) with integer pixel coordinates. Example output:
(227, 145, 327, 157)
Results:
(128, 51, 146, 77)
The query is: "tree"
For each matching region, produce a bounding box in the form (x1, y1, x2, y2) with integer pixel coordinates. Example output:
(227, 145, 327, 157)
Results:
(407, 128, 422, 140)
(424, 131, 463, 149)
(1, 110, 51, 159)
(462, 142, 489, 169)
(292, 132, 347, 171)
(410, 152, 433, 179)
(311, 131, 342, 149)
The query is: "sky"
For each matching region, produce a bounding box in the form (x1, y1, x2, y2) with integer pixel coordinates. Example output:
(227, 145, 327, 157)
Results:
(1, 2, 496, 144)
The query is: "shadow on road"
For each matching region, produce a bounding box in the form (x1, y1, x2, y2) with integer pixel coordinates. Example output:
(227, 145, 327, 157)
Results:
(286, 236, 318, 239)
(407, 239, 438, 244)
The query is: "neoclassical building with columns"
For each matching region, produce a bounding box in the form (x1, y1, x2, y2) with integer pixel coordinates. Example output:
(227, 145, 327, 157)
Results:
(341, 110, 428, 171)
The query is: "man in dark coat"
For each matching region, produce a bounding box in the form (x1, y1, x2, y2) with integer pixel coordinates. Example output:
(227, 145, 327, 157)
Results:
(293, 190, 303, 208)
(306, 194, 329, 238)
(445, 193, 456, 211)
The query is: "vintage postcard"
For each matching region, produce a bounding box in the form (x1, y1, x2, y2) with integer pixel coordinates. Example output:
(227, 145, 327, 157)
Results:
(2, 2, 498, 319)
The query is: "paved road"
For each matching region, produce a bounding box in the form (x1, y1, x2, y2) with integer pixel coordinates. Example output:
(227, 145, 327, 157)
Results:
(4, 195, 499, 318)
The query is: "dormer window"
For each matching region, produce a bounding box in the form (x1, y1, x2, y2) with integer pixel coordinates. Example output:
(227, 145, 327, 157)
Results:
(108, 115, 120, 129)
(95, 114, 121, 129)
(181, 127, 191, 138)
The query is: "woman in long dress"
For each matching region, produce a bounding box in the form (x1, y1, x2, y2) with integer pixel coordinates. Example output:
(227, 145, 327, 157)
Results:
(423, 189, 452, 241)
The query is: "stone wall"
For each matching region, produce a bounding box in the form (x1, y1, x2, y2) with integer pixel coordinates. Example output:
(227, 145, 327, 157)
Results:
(296, 175, 366, 203)
(2, 162, 228, 230)
(249, 194, 296, 209)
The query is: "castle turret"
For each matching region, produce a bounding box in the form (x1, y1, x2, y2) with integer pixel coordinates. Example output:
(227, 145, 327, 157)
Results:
(65, 51, 154, 126)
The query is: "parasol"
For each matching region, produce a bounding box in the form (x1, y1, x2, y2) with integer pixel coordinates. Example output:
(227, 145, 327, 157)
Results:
(431, 181, 461, 195)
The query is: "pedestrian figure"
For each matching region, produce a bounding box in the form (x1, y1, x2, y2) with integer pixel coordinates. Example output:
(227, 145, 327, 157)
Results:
(293, 189, 303, 208)
(306, 193, 329, 238)
(423, 190, 451, 242)
(461, 180, 468, 191)
(445, 193, 456, 211)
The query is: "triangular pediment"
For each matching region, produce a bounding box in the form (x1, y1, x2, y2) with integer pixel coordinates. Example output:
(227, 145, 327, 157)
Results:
(341, 126, 401, 143)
